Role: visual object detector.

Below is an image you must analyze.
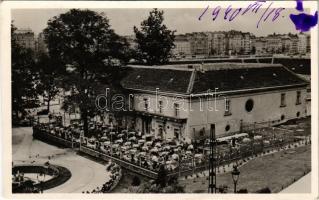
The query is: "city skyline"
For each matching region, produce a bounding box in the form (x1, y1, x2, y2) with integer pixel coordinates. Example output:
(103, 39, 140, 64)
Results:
(12, 8, 303, 37)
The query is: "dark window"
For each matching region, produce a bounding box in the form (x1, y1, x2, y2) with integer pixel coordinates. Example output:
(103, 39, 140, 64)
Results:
(174, 128, 180, 139)
(174, 103, 179, 117)
(281, 115, 285, 120)
(297, 112, 300, 117)
(296, 91, 301, 105)
(224, 98, 232, 116)
(129, 95, 134, 110)
(158, 100, 163, 113)
(280, 93, 286, 107)
(225, 125, 230, 132)
(144, 98, 148, 111)
(245, 99, 254, 112)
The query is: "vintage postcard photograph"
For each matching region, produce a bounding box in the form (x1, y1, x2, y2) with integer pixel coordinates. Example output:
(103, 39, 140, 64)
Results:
(0, 1, 318, 199)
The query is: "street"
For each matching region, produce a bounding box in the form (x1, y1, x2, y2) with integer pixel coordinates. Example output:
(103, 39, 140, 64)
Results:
(12, 127, 111, 193)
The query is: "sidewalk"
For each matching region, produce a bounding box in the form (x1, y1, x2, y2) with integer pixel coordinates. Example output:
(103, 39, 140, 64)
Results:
(280, 173, 311, 193)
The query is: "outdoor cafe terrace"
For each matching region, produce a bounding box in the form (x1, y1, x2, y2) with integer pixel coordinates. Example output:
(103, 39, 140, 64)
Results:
(33, 117, 311, 175)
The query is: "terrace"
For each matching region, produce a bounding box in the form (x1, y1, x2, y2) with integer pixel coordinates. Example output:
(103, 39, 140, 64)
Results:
(32, 116, 311, 179)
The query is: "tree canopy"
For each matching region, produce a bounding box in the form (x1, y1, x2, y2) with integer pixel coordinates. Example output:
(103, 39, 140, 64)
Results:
(134, 9, 175, 65)
(43, 9, 130, 136)
(11, 24, 39, 120)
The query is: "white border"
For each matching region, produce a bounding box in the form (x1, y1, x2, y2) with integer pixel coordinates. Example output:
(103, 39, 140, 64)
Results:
(0, 1, 318, 200)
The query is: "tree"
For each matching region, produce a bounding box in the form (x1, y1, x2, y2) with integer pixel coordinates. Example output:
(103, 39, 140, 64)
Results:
(11, 23, 39, 121)
(156, 164, 167, 188)
(131, 176, 141, 186)
(35, 53, 61, 112)
(43, 9, 129, 136)
(134, 8, 175, 65)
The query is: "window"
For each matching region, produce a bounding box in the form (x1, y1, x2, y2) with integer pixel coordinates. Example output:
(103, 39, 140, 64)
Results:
(280, 93, 286, 107)
(297, 111, 300, 117)
(158, 100, 163, 114)
(144, 98, 148, 111)
(224, 98, 232, 116)
(225, 125, 230, 132)
(174, 128, 180, 139)
(281, 115, 285, 120)
(296, 91, 301, 105)
(174, 103, 179, 117)
(129, 95, 134, 111)
(245, 99, 254, 112)
(199, 128, 205, 137)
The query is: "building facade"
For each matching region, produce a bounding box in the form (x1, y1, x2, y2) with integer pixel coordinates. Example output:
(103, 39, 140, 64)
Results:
(14, 28, 36, 50)
(172, 35, 191, 57)
(119, 63, 309, 142)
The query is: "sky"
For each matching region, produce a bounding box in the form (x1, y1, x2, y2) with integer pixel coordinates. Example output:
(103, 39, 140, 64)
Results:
(11, 8, 302, 37)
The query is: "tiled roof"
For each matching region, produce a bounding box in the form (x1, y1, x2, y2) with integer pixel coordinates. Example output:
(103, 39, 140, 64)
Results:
(121, 64, 308, 95)
(121, 67, 193, 94)
(274, 58, 310, 75)
(192, 66, 307, 94)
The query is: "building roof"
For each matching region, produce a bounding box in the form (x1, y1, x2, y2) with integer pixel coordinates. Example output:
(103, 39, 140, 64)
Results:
(121, 66, 193, 94)
(121, 64, 308, 95)
(274, 58, 310, 75)
(192, 66, 306, 94)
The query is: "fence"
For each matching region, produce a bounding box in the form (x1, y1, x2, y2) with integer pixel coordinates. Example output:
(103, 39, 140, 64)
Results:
(32, 123, 310, 179)
(79, 146, 158, 179)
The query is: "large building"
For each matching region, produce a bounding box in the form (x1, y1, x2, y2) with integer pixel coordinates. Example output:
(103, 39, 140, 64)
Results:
(14, 28, 36, 50)
(265, 34, 282, 53)
(186, 32, 210, 56)
(297, 33, 308, 55)
(210, 32, 227, 56)
(255, 37, 267, 55)
(117, 63, 309, 141)
(172, 34, 191, 57)
(36, 32, 48, 54)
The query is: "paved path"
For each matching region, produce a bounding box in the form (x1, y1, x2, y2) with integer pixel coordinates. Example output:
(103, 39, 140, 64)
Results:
(280, 173, 311, 193)
(12, 127, 111, 193)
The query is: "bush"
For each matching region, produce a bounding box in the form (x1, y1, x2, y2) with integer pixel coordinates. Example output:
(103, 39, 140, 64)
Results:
(237, 188, 248, 193)
(37, 109, 49, 115)
(131, 176, 141, 186)
(256, 187, 271, 193)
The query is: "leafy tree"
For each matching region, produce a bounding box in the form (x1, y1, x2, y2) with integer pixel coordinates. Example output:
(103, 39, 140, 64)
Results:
(43, 9, 129, 136)
(11, 23, 39, 120)
(134, 8, 175, 65)
(35, 53, 61, 112)
(131, 176, 141, 186)
(156, 164, 167, 188)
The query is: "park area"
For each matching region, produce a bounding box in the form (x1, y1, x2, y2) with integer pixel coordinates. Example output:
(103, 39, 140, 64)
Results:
(179, 144, 311, 193)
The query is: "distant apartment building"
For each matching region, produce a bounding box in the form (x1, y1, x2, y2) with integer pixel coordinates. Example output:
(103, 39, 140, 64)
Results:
(306, 34, 310, 53)
(14, 28, 36, 50)
(265, 34, 282, 53)
(186, 32, 210, 56)
(36, 32, 48, 54)
(227, 31, 243, 55)
(297, 33, 308, 54)
(173, 31, 310, 57)
(255, 38, 267, 55)
(210, 32, 227, 56)
(281, 36, 292, 54)
(172, 34, 191, 57)
(226, 30, 252, 55)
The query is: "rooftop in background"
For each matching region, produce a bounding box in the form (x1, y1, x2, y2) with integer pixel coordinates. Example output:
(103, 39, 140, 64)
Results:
(15, 28, 34, 34)
(166, 56, 311, 75)
(122, 63, 308, 95)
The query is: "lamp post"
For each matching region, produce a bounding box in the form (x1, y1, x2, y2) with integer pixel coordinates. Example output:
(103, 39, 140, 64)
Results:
(231, 165, 240, 193)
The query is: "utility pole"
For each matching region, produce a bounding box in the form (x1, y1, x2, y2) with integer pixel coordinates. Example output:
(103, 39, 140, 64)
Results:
(208, 124, 217, 193)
